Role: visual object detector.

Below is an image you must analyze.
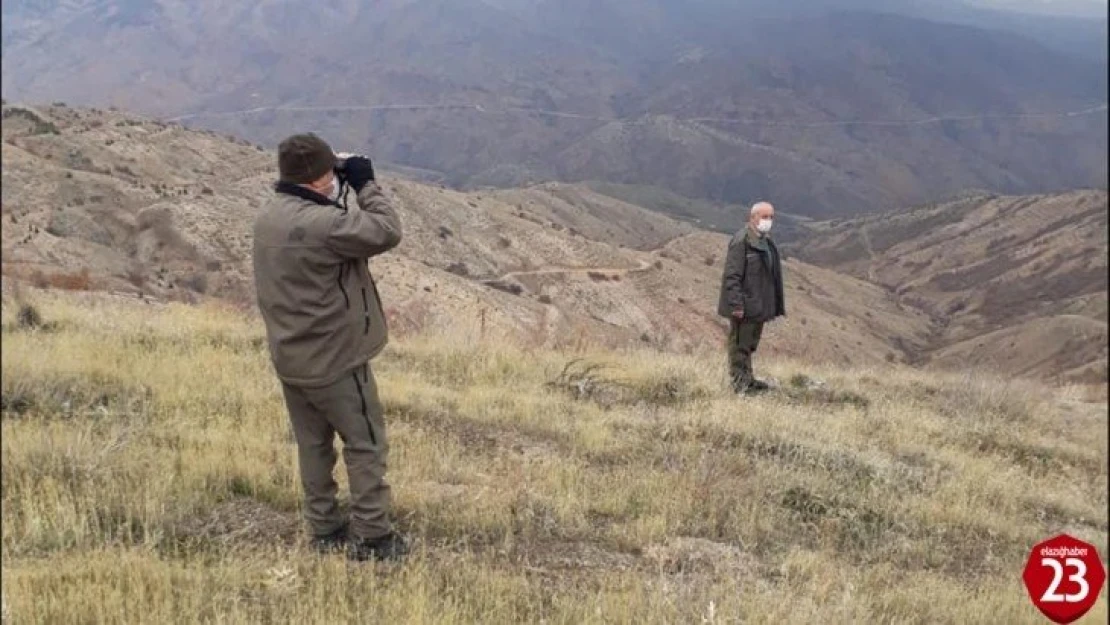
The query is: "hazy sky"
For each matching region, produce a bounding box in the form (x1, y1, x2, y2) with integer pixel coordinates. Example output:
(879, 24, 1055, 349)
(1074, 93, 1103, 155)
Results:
(973, 0, 1107, 17)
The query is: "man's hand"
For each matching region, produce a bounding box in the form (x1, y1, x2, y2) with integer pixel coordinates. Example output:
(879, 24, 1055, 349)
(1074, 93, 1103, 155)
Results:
(731, 308, 744, 320)
(340, 154, 375, 192)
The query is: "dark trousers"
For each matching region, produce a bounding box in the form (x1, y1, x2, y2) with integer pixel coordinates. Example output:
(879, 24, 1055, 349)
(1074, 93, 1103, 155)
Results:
(280, 363, 392, 541)
(727, 319, 764, 391)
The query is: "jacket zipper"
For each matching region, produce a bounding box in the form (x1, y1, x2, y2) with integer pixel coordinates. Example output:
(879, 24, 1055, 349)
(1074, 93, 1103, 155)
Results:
(352, 370, 377, 445)
(337, 264, 350, 309)
(360, 287, 370, 334)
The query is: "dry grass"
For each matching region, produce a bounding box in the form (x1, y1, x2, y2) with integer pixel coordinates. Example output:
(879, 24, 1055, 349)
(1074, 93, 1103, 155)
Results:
(1, 291, 1107, 624)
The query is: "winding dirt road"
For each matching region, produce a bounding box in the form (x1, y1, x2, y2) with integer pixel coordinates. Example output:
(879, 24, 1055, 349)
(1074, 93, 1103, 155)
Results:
(490, 258, 655, 283)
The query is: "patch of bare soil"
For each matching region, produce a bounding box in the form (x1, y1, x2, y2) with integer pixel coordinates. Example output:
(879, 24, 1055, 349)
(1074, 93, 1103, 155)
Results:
(511, 540, 641, 574)
(169, 498, 301, 552)
(393, 402, 566, 459)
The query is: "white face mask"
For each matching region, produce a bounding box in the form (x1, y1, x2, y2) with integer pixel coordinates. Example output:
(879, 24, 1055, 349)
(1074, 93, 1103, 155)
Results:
(327, 179, 341, 201)
(756, 218, 773, 234)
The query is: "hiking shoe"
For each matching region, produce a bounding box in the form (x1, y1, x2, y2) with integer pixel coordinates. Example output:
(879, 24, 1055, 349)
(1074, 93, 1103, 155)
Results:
(348, 531, 409, 562)
(310, 525, 349, 554)
(735, 380, 770, 395)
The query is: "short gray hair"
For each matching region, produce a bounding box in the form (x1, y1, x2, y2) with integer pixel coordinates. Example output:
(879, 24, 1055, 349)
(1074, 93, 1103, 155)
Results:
(750, 201, 774, 216)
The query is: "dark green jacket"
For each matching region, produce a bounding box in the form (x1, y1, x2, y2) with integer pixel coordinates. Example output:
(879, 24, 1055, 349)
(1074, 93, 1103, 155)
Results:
(717, 228, 785, 322)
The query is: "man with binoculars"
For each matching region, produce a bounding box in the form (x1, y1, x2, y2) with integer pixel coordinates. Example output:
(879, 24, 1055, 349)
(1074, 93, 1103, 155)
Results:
(252, 133, 406, 562)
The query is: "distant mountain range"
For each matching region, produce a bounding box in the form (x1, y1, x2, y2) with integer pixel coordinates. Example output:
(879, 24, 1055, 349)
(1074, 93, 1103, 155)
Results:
(2, 0, 1106, 217)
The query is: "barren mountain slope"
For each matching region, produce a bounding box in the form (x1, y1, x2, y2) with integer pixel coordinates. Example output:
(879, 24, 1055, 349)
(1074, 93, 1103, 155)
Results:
(6, 103, 1103, 385)
(794, 191, 1109, 384)
(2, 103, 933, 370)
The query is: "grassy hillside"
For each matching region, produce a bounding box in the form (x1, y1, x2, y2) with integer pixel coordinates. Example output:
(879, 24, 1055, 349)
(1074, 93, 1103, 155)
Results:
(2, 289, 1106, 623)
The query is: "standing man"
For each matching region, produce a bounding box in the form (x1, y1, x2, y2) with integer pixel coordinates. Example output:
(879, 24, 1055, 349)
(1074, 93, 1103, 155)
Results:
(717, 201, 785, 395)
(252, 133, 406, 561)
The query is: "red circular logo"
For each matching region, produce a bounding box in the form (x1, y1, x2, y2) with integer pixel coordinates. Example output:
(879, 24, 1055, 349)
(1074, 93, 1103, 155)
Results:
(1022, 534, 1106, 624)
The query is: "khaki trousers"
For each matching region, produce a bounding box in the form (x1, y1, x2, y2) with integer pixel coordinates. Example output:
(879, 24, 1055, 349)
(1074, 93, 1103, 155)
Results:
(280, 363, 391, 540)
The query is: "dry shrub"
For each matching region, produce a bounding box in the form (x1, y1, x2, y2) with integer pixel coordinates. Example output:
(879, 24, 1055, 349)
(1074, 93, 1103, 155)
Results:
(485, 280, 524, 296)
(386, 301, 434, 339)
(137, 206, 196, 258)
(547, 358, 710, 409)
(126, 263, 147, 290)
(16, 304, 43, 330)
(181, 273, 209, 294)
(934, 372, 1043, 423)
(550, 320, 599, 353)
(28, 268, 94, 291)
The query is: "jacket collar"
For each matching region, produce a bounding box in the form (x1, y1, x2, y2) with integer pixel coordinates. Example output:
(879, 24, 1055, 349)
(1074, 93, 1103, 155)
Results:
(744, 228, 771, 251)
(274, 181, 340, 208)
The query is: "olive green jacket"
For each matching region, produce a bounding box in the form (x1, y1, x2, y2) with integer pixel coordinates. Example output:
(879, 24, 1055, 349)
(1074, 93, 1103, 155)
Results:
(252, 181, 401, 387)
(717, 228, 785, 323)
